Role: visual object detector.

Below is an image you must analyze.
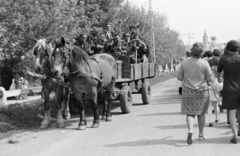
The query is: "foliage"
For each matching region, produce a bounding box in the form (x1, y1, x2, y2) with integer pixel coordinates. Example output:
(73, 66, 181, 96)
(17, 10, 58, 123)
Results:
(0, 0, 84, 80)
(0, 0, 185, 84)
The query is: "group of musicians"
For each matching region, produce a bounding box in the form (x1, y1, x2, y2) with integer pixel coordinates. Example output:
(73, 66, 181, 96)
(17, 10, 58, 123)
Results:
(74, 24, 149, 63)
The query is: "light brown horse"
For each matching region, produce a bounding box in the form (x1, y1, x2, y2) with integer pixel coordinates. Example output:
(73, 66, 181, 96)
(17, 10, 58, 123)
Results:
(52, 37, 117, 130)
(32, 38, 70, 129)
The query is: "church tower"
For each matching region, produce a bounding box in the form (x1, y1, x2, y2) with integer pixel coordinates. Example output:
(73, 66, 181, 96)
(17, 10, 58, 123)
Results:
(203, 29, 208, 50)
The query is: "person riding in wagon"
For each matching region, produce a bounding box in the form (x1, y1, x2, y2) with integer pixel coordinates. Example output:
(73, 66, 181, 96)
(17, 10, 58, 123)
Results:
(74, 33, 94, 55)
(131, 34, 148, 63)
(91, 33, 109, 54)
(111, 33, 124, 58)
(129, 25, 138, 40)
(121, 32, 136, 64)
(103, 23, 115, 51)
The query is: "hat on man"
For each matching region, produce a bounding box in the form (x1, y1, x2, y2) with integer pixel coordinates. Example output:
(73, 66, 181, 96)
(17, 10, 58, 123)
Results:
(226, 40, 240, 52)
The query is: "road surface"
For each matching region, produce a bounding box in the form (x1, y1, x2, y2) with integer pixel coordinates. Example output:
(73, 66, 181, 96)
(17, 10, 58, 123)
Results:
(0, 78, 239, 156)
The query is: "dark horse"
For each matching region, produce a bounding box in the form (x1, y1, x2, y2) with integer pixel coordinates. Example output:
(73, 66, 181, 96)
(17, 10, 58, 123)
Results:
(52, 37, 117, 130)
(32, 38, 70, 128)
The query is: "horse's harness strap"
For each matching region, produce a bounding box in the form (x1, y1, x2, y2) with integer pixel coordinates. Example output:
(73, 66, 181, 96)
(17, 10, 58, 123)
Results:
(76, 73, 102, 83)
(90, 57, 103, 80)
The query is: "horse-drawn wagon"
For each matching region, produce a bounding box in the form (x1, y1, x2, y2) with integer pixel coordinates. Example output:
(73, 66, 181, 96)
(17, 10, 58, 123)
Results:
(114, 56, 157, 114)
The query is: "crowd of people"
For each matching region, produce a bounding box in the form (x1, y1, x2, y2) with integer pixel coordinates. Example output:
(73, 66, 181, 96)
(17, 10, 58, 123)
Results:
(74, 24, 150, 63)
(177, 40, 240, 144)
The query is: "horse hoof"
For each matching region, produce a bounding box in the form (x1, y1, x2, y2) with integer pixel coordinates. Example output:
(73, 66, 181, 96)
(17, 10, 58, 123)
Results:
(101, 116, 106, 120)
(91, 123, 99, 128)
(78, 125, 86, 130)
(40, 124, 49, 129)
(106, 116, 112, 122)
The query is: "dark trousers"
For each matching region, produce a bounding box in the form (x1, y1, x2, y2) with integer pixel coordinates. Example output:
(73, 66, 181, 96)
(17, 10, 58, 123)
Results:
(178, 87, 182, 95)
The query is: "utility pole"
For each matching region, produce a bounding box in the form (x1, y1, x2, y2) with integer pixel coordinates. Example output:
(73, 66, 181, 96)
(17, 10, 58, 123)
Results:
(149, 0, 156, 63)
(184, 31, 195, 45)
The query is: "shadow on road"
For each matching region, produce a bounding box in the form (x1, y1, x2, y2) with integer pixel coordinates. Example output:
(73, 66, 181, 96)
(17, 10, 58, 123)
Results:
(138, 112, 181, 116)
(105, 136, 233, 148)
(133, 103, 145, 106)
(155, 124, 199, 130)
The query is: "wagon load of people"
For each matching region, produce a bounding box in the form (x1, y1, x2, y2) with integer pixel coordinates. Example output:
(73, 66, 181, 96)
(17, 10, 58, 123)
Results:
(22, 21, 157, 130)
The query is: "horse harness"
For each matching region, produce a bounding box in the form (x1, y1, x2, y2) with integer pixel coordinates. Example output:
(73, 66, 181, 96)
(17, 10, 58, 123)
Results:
(62, 44, 109, 92)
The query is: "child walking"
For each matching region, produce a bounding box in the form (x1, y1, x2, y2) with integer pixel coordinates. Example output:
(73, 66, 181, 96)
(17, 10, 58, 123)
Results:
(208, 66, 223, 127)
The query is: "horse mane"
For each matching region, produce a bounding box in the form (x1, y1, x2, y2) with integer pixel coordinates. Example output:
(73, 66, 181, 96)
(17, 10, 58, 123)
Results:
(71, 45, 90, 63)
(33, 38, 54, 72)
(33, 39, 48, 51)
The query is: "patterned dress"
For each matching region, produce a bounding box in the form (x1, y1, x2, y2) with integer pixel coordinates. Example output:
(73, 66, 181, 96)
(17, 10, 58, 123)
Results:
(181, 90, 209, 115)
(177, 57, 212, 115)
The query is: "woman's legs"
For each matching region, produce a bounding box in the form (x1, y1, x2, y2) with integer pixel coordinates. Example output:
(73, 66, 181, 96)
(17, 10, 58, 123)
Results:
(229, 109, 238, 137)
(186, 115, 195, 144)
(208, 102, 213, 126)
(197, 113, 205, 135)
(212, 101, 219, 122)
(236, 108, 240, 136)
(227, 110, 230, 124)
(186, 115, 195, 133)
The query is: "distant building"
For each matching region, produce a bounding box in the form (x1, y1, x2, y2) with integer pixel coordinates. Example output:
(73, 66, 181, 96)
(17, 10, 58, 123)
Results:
(203, 29, 209, 51)
(202, 30, 224, 53)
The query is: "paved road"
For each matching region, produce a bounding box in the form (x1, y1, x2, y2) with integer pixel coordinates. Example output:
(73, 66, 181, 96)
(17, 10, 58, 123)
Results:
(0, 78, 239, 156)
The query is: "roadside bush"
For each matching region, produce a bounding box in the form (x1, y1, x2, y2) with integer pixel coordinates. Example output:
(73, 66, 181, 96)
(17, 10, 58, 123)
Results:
(1, 103, 43, 130)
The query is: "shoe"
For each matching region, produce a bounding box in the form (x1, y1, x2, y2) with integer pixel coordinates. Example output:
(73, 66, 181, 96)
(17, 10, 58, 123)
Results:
(198, 134, 205, 141)
(187, 132, 193, 145)
(209, 123, 213, 127)
(215, 119, 219, 123)
(230, 137, 238, 144)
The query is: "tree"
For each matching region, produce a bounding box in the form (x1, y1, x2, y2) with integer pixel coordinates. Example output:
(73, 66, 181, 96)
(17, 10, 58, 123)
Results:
(0, 0, 185, 89)
(0, 0, 84, 88)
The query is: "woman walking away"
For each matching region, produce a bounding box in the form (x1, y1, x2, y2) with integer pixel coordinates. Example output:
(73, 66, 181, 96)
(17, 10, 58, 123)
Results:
(217, 40, 240, 144)
(177, 42, 212, 145)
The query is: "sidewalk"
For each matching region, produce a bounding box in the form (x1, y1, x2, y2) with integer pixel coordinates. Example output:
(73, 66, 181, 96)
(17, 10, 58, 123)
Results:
(7, 95, 43, 105)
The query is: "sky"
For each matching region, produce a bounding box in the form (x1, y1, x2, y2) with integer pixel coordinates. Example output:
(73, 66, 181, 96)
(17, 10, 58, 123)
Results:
(128, 0, 240, 45)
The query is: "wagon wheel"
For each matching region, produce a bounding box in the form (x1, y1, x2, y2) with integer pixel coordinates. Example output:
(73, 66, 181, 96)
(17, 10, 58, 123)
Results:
(141, 81, 151, 104)
(119, 85, 132, 114)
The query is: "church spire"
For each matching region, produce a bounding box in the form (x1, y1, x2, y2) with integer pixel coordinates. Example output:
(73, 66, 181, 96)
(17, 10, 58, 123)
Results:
(203, 29, 208, 50)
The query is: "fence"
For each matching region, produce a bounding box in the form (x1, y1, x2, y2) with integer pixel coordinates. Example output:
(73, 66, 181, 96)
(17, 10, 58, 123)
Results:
(0, 86, 42, 109)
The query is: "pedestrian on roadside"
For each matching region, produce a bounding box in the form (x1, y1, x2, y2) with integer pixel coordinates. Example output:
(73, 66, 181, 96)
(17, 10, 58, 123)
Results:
(186, 50, 191, 58)
(202, 50, 213, 61)
(217, 40, 240, 144)
(175, 57, 185, 95)
(207, 49, 222, 127)
(177, 42, 212, 145)
(207, 66, 223, 127)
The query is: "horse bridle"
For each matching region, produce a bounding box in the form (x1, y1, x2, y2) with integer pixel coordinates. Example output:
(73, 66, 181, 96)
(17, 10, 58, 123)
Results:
(58, 44, 104, 88)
